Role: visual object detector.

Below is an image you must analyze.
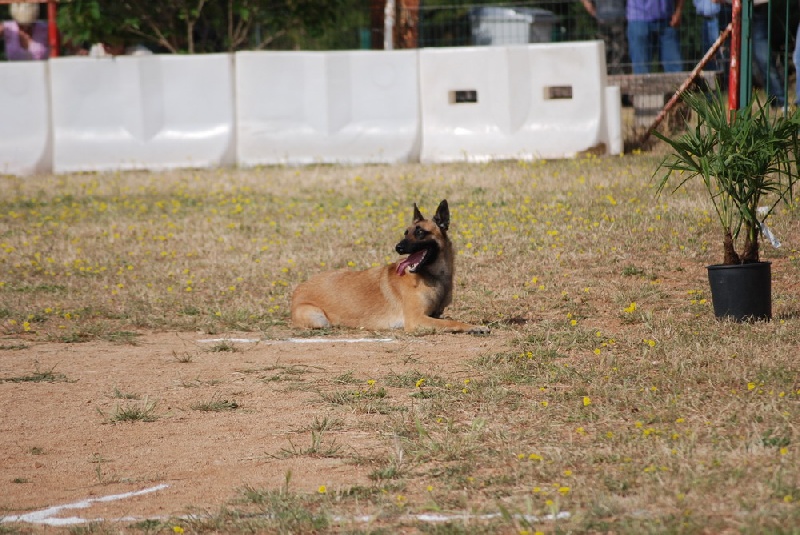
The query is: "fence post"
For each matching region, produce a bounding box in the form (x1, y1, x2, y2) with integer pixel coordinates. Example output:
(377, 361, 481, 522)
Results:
(739, 0, 753, 108)
(728, 0, 741, 112)
(384, 0, 395, 50)
(47, 0, 59, 57)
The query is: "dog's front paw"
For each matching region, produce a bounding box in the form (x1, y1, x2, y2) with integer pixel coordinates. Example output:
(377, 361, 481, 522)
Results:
(467, 325, 491, 335)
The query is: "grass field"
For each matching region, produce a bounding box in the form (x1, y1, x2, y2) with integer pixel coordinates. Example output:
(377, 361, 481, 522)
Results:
(2, 153, 800, 533)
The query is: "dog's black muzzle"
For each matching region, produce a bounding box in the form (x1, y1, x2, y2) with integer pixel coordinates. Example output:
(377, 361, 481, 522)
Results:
(395, 239, 412, 255)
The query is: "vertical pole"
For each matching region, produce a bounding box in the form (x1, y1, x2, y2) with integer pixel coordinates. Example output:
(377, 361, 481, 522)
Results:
(418, 0, 424, 48)
(47, 0, 59, 57)
(384, 0, 395, 50)
(739, 0, 752, 108)
(370, 0, 384, 49)
(764, 0, 772, 102)
(782, 0, 789, 112)
(728, 0, 741, 111)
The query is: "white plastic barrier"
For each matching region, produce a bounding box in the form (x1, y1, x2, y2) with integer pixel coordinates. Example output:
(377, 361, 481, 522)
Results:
(236, 50, 420, 165)
(0, 61, 52, 175)
(419, 42, 620, 162)
(50, 54, 235, 173)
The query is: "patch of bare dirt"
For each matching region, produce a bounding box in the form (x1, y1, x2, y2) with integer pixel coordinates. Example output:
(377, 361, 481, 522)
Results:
(0, 330, 510, 527)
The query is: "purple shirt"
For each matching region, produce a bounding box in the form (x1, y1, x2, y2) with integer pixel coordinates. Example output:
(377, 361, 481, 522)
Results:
(3, 20, 49, 61)
(627, 0, 676, 21)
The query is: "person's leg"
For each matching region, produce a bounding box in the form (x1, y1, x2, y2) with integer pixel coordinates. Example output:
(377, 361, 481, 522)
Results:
(751, 6, 785, 106)
(627, 20, 651, 74)
(718, 4, 732, 90)
(606, 22, 626, 75)
(701, 17, 719, 72)
(794, 22, 800, 105)
(598, 24, 617, 75)
(659, 19, 683, 72)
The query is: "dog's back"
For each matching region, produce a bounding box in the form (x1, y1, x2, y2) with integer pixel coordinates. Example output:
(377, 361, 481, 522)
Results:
(292, 264, 404, 329)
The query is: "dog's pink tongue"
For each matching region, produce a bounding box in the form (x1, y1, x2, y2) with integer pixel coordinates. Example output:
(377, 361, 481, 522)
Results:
(396, 250, 425, 275)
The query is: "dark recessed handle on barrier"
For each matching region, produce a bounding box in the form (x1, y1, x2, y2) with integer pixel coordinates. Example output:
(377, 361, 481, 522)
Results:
(449, 90, 478, 104)
(545, 86, 573, 100)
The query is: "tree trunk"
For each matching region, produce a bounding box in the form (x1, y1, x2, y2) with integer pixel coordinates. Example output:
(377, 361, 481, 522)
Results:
(187, 21, 195, 54)
(371, 0, 420, 49)
(398, 0, 419, 49)
(369, 0, 384, 49)
(185, 0, 208, 54)
(741, 224, 760, 263)
(723, 230, 741, 265)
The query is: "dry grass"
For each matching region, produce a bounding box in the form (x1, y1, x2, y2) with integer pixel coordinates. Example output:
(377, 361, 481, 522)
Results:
(2, 154, 800, 532)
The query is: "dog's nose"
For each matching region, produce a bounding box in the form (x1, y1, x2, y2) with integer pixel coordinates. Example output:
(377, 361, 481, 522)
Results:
(395, 241, 405, 254)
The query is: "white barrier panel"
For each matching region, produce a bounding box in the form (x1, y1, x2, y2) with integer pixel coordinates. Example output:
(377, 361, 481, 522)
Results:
(419, 42, 618, 162)
(236, 50, 420, 165)
(0, 61, 52, 175)
(50, 54, 235, 173)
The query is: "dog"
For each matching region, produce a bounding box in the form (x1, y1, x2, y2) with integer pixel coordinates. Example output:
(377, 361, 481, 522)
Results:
(291, 199, 488, 334)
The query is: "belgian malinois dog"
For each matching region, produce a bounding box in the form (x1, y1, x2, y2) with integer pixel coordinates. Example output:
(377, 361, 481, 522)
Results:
(291, 199, 488, 334)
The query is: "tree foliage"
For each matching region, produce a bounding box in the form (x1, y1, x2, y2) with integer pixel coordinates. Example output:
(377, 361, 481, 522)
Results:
(56, 0, 354, 54)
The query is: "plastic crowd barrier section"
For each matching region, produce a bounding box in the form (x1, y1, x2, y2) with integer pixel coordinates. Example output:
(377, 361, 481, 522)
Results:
(0, 61, 51, 175)
(419, 42, 619, 162)
(49, 54, 235, 173)
(236, 50, 420, 165)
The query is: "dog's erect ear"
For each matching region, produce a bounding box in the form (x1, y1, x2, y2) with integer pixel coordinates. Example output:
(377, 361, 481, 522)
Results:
(433, 199, 449, 231)
(413, 203, 424, 223)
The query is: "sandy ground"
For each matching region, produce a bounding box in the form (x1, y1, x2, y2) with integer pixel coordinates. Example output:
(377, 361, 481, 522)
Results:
(0, 330, 510, 527)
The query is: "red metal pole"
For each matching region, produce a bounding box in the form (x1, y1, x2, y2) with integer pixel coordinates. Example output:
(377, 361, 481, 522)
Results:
(728, 0, 741, 112)
(47, 0, 59, 57)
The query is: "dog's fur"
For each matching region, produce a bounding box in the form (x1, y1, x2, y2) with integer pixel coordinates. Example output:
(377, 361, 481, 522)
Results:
(291, 200, 488, 334)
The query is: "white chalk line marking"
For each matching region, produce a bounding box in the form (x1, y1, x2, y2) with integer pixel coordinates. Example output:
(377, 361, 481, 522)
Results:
(2, 482, 569, 526)
(285, 337, 395, 344)
(1, 483, 169, 527)
(344, 511, 571, 524)
(196, 337, 395, 344)
(196, 338, 261, 343)
(417, 511, 571, 523)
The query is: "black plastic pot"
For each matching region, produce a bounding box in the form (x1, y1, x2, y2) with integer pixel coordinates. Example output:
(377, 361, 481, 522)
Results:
(707, 262, 771, 322)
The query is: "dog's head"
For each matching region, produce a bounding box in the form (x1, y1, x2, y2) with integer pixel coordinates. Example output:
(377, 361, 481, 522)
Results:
(395, 200, 449, 275)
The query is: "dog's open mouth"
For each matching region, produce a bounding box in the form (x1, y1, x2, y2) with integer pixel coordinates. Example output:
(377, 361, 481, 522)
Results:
(396, 250, 427, 275)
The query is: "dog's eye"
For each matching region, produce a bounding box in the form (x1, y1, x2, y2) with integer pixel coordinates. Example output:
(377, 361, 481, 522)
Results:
(414, 227, 427, 239)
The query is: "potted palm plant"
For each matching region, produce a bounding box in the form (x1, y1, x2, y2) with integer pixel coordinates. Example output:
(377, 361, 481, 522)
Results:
(654, 90, 800, 321)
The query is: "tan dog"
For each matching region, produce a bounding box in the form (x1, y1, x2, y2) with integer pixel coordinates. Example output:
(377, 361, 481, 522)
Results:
(291, 200, 488, 334)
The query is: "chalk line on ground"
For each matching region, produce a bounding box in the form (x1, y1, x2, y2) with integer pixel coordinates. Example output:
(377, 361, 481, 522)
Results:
(196, 338, 262, 343)
(2, 482, 570, 526)
(344, 511, 571, 523)
(196, 337, 395, 344)
(1, 484, 169, 527)
(284, 337, 394, 344)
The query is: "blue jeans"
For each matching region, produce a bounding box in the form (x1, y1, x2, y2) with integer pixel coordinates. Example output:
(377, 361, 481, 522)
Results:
(751, 5, 785, 106)
(698, 15, 720, 72)
(794, 22, 800, 105)
(627, 19, 683, 74)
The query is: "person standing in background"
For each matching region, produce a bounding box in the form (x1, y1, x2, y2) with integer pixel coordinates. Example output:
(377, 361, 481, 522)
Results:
(627, 0, 686, 73)
(792, 1, 800, 105)
(751, 0, 785, 106)
(0, 3, 49, 61)
(692, 0, 721, 71)
(581, 0, 628, 74)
